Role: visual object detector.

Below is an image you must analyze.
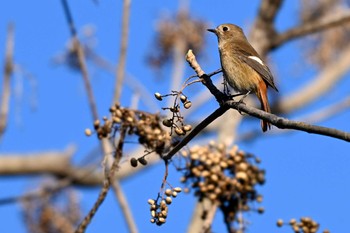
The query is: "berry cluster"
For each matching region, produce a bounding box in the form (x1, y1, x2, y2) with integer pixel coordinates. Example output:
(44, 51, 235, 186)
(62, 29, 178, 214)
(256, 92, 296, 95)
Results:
(86, 103, 171, 155)
(277, 217, 329, 233)
(180, 142, 265, 223)
(147, 10, 207, 70)
(147, 187, 182, 226)
(155, 92, 193, 136)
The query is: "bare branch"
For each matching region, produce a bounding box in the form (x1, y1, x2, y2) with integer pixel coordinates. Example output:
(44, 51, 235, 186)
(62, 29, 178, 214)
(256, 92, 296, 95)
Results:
(0, 179, 71, 206)
(0, 23, 14, 139)
(0, 147, 160, 186)
(61, 3, 137, 232)
(226, 100, 350, 142)
(111, 181, 138, 233)
(238, 96, 350, 142)
(163, 105, 229, 161)
(249, 0, 283, 55)
(187, 198, 218, 233)
(277, 42, 350, 113)
(301, 96, 350, 124)
(75, 128, 126, 233)
(272, 10, 350, 49)
(114, 0, 131, 103)
(0, 145, 76, 175)
(61, 0, 99, 121)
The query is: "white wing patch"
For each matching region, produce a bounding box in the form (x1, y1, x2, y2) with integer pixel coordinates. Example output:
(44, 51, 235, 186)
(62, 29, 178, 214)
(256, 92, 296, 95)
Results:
(248, 56, 264, 65)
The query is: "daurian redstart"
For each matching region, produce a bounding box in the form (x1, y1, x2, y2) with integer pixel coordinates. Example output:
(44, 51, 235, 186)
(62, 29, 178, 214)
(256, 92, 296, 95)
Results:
(208, 23, 278, 132)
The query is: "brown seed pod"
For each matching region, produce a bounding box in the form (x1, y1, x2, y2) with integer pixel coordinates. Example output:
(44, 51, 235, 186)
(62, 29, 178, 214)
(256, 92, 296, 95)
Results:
(151, 210, 156, 217)
(130, 158, 138, 167)
(277, 219, 284, 227)
(256, 195, 263, 203)
(173, 187, 182, 193)
(154, 92, 163, 101)
(93, 119, 100, 129)
(236, 171, 248, 182)
(165, 189, 172, 196)
(289, 219, 297, 225)
(162, 119, 172, 127)
(112, 117, 121, 123)
(175, 127, 184, 135)
(85, 128, 92, 136)
(257, 207, 264, 214)
(161, 210, 167, 217)
(138, 157, 148, 166)
(165, 197, 172, 204)
(147, 199, 155, 205)
(183, 124, 192, 132)
(180, 95, 187, 103)
(184, 100, 192, 109)
(109, 106, 116, 113)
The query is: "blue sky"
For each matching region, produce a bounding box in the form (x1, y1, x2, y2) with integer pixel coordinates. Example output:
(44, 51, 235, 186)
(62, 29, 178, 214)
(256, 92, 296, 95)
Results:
(1, 1, 350, 233)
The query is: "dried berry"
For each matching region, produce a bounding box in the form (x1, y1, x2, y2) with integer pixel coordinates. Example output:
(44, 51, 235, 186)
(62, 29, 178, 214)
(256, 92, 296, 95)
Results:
(154, 92, 163, 101)
(180, 95, 187, 103)
(85, 128, 92, 136)
(162, 119, 172, 127)
(130, 158, 138, 167)
(138, 157, 148, 166)
(184, 100, 192, 109)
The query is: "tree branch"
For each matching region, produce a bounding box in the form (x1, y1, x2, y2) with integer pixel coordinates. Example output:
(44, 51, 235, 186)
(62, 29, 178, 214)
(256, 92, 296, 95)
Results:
(74, 128, 126, 233)
(226, 100, 350, 142)
(276, 42, 350, 114)
(0, 147, 160, 186)
(61, 0, 99, 121)
(114, 0, 131, 103)
(0, 23, 14, 139)
(249, 0, 284, 55)
(163, 105, 229, 161)
(271, 10, 350, 49)
(111, 181, 138, 233)
(0, 145, 76, 176)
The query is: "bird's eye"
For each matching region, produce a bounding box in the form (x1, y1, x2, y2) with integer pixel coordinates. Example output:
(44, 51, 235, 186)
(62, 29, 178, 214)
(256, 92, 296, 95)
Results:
(223, 26, 228, 32)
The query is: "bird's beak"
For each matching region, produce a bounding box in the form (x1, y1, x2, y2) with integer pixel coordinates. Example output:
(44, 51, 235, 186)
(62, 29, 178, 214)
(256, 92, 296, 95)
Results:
(207, 28, 217, 34)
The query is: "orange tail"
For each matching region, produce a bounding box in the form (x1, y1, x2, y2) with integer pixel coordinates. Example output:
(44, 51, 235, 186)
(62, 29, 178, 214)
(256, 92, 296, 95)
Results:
(256, 80, 271, 132)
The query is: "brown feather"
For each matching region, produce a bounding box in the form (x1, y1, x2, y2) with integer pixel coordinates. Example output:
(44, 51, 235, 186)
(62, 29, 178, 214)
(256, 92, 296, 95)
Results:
(255, 80, 271, 132)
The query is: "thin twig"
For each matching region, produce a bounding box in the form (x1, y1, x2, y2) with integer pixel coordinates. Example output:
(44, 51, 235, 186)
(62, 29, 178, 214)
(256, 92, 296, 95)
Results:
(114, 0, 131, 103)
(0, 147, 160, 185)
(168, 39, 186, 107)
(61, 0, 99, 121)
(75, 128, 126, 233)
(163, 105, 229, 161)
(0, 179, 71, 206)
(271, 10, 350, 49)
(110, 181, 138, 233)
(0, 23, 14, 139)
(249, 0, 283, 55)
(61, 2, 136, 233)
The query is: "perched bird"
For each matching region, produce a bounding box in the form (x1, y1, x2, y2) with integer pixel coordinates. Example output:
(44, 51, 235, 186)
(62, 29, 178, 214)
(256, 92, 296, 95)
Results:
(208, 23, 278, 132)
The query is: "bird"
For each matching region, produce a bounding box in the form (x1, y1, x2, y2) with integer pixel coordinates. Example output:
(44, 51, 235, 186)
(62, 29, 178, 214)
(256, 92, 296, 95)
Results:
(207, 23, 278, 132)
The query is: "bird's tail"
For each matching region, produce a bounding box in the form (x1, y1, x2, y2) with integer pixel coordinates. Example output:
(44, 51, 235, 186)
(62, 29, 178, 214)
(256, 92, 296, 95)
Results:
(256, 81, 271, 132)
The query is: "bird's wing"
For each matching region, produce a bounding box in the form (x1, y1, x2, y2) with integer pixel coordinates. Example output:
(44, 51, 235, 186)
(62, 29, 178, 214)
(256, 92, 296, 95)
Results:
(236, 48, 278, 91)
